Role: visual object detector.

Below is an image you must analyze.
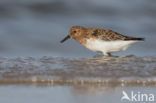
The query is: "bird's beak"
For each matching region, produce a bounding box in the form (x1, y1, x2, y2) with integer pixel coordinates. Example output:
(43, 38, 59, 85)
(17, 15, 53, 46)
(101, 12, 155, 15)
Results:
(60, 35, 70, 43)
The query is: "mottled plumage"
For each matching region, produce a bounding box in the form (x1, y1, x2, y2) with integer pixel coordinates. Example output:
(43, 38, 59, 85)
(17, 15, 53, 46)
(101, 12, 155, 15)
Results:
(86, 27, 144, 41)
(60, 26, 144, 56)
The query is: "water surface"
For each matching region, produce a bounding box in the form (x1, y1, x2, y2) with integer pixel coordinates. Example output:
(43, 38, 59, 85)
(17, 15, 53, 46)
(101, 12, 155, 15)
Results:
(0, 0, 156, 103)
(0, 56, 156, 86)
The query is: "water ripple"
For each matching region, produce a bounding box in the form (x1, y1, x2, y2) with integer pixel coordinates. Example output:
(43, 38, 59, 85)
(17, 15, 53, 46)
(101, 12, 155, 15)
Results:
(0, 56, 156, 86)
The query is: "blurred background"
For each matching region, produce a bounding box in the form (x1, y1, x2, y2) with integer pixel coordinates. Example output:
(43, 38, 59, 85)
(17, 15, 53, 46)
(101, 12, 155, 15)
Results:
(0, 0, 155, 58)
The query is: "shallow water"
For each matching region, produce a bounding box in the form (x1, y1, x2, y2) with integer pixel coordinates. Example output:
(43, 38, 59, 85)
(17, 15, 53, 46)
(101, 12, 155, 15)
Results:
(0, 85, 156, 103)
(0, 56, 156, 86)
(0, 56, 155, 103)
(0, 0, 156, 103)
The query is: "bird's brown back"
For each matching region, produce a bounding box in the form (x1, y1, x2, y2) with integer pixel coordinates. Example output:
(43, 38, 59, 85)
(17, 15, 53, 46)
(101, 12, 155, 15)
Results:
(85, 28, 144, 41)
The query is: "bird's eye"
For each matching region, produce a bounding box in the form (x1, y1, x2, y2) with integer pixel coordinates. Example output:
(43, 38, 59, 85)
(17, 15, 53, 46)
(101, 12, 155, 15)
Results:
(73, 30, 77, 33)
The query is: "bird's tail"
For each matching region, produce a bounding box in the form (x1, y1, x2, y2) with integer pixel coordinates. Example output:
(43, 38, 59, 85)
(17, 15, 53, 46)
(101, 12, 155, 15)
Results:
(133, 38, 145, 41)
(126, 37, 145, 41)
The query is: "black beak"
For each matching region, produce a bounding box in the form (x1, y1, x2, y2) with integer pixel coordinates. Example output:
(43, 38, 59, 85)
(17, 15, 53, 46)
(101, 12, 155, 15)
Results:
(60, 35, 70, 43)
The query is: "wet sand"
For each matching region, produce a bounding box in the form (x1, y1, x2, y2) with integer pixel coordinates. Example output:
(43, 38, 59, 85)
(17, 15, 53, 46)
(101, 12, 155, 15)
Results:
(0, 56, 156, 103)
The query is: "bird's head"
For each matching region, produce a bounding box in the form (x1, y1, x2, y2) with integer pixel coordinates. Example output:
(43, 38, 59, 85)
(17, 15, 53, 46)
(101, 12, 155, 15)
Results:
(60, 26, 86, 43)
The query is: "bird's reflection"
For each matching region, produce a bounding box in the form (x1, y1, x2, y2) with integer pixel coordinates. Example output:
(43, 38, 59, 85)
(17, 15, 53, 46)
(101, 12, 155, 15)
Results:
(71, 85, 118, 95)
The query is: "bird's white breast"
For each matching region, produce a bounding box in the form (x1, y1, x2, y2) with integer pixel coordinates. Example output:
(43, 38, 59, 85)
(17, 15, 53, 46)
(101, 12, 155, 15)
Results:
(85, 39, 139, 54)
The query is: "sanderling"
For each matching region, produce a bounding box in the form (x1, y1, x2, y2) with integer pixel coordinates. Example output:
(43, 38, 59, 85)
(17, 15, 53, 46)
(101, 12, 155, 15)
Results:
(60, 26, 144, 56)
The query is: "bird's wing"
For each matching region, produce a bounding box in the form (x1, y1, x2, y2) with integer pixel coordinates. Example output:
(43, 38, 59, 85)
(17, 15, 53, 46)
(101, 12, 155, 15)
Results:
(90, 29, 144, 41)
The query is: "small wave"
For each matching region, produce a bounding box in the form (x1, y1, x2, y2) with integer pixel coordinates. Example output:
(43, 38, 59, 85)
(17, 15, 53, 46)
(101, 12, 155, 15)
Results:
(0, 56, 156, 86)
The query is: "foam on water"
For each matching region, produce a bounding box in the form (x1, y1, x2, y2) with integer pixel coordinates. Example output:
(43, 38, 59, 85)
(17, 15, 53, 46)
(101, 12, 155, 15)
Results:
(0, 56, 155, 86)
